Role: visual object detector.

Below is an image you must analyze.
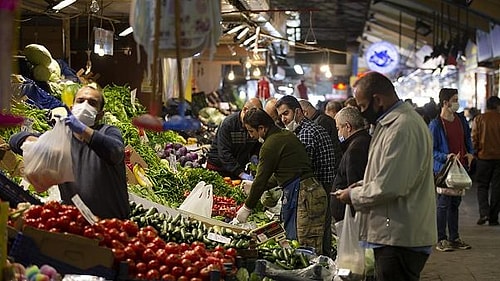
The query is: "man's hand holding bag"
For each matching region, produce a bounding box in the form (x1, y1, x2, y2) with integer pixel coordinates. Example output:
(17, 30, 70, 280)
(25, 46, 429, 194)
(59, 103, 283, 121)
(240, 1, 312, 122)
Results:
(22, 119, 74, 192)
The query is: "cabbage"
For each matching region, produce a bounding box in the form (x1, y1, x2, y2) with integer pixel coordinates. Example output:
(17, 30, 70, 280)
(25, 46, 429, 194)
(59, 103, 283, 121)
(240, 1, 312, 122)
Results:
(33, 65, 51, 81)
(48, 59, 61, 82)
(24, 44, 53, 66)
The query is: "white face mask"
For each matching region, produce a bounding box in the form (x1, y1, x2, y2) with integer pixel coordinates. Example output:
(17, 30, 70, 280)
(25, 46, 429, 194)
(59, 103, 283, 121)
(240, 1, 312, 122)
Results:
(72, 101, 98, 126)
(285, 110, 299, 131)
(449, 102, 459, 113)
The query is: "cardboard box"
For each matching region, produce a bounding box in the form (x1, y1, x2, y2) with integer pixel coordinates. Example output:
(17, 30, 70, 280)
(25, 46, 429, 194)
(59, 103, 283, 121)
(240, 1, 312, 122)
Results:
(22, 226, 114, 270)
(0, 139, 24, 177)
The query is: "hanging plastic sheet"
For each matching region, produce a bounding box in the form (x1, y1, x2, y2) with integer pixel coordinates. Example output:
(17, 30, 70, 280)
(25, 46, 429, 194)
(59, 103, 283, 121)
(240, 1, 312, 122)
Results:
(14, 77, 64, 110)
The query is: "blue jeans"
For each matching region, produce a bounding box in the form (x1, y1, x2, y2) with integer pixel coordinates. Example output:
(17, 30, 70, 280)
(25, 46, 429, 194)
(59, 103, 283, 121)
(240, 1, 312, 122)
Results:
(436, 194, 462, 241)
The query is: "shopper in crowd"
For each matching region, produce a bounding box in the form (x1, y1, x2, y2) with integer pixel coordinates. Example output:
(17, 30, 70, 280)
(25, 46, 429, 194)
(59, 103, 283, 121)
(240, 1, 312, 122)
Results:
(429, 88, 474, 251)
(276, 95, 335, 256)
(206, 98, 262, 180)
(325, 100, 343, 119)
(335, 72, 437, 281)
(465, 107, 480, 129)
(343, 97, 359, 109)
(299, 99, 343, 169)
(10, 84, 130, 219)
(233, 108, 327, 252)
(331, 107, 371, 222)
(472, 96, 500, 226)
(295, 79, 308, 100)
(264, 97, 284, 128)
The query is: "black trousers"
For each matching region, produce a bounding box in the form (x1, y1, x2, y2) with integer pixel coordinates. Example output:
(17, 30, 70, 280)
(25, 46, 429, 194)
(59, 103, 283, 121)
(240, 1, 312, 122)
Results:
(373, 246, 429, 281)
(474, 159, 500, 222)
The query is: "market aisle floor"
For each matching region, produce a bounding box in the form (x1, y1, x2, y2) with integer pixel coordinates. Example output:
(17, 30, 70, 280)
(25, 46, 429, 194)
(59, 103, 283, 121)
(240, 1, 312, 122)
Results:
(420, 188, 500, 281)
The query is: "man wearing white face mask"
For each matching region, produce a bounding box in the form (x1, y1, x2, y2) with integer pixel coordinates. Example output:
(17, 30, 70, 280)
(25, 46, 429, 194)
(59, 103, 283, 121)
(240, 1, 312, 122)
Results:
(331, 107, 371, 222)
(10, 85, 130, 219)
(429, 88, 474, 252)
(276, 95, 336, 256)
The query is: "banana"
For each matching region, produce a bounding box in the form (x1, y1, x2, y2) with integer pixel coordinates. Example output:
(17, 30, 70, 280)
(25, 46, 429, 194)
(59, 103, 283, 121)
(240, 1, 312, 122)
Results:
(133, 164, 153, 188)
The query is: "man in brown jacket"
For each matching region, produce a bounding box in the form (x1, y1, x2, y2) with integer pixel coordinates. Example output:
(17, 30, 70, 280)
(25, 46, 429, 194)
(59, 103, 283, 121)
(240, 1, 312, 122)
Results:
(472, 96, 500, 226)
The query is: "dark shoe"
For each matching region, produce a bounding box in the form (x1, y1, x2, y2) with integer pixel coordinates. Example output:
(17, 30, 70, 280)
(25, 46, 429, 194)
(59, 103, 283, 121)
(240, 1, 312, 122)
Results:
(449, 238, 472, 250)
(477, 216, 489, 225)
(489, 221, 499, 226)
(435, 240, 454, 252)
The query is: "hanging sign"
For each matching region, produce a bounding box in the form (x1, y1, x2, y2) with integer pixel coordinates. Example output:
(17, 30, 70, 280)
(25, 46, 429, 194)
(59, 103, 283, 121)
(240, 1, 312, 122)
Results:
(365, 41, 400, 74)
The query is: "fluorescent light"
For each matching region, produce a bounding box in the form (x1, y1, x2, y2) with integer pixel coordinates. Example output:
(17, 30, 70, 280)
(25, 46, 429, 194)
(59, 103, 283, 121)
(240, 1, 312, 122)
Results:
(52, 0, 76, 10)
(294, 64, 304, 75)
(236, 27, 250, 40)
(227, 25, 246, 35)
(119, 27, 133, 37)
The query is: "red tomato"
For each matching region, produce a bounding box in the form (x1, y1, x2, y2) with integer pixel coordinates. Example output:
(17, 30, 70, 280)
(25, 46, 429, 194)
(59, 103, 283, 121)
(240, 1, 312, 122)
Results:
(146, 269, 160, 280)
(24, 205, 43, 219)
(199, 267, 210, 278)
(57, 215, 71, 230)
(142, 248, 157, 262)
(159, 264, 170, 275)
(225, 248, 237, 257)
(45, 201, 62, 212)
(193, 261, 206, 270)
(161, 274, 175, 281)
(193, 246, 207, 258)
(136, 262, 148, 273)
(177, 276, 189, 281)
(135, 273, 146, 280)
(205, 256, 220, 265)
(111, 239, 125, 249)
(137, 230, 148, 243)
(165, 254, 180, 267)
(107, 228, 121, 240)
(180, 258, 191, 268)
(171, 266, 183, 278)
(67, 221, 83, 235)
(45, 217, 58, 229)
(156, 249, 168, 262)
(214, 245, 225, 254)
(143, 225, 158, 234)
(48, 227, 60, 233)
(211, 251, 224, 259)
(147, 259, 160, 270)
(146, 242, 159, 252)
(36, 222, 46, 230)
(118, 231, 129, 243)
(132, 241, 147, 255)
(182, 250, 200, 263)
(121, 220, 139, 236)
(152, 236, 166, 248)
(190, 242, 205, 250)
(123, 246, 137, 260)
(190, 278, 203, 281)
(145, 231, 157, 243)
(179, 243, 190, 252)
(92, 223, 105, 234)
(165, 242, 180, 254)
(24, 218, 38, 227)
(112, 248, 125, 262)
(184, 266, 198, 277)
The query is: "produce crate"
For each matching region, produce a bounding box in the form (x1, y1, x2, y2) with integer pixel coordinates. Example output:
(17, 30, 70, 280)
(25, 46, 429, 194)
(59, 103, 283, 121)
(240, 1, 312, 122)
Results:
(9, 231, 116, 280)
(0, 171, 41, 208)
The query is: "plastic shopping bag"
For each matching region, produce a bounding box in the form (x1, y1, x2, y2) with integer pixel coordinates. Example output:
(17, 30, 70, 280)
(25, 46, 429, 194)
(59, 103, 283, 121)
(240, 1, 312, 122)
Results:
(336, 205, 365, 279)
(445, 156, 472, 189)
(179, 181, 213, 218)
(22, 119, 74, 192)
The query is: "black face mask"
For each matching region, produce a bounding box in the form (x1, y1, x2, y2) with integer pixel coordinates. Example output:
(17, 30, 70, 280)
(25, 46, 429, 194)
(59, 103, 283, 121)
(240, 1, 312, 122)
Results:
(360, 98, 383, 125)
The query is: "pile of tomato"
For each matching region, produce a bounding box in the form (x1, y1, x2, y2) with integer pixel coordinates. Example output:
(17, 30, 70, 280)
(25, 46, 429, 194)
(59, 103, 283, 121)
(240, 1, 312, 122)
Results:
(22, 202, 238, 281)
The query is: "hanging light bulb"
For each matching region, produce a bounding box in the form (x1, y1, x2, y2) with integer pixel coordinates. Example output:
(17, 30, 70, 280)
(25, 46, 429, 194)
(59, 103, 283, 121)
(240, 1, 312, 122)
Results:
(245, 59, 252, 69)
(252, 67, 261, 77)
(325, 70, 332, 79)
(320, 64, 330, 73)
(228, 65, 235, 81)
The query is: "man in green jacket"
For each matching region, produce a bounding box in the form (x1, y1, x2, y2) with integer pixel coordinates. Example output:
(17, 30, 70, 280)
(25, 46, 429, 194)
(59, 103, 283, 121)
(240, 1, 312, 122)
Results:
(233, 108, 327, 253)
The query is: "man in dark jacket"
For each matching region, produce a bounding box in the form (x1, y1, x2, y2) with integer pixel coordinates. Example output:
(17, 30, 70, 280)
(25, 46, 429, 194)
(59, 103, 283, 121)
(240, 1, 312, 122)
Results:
(10, 85, 130, 219)
(300, 100, 343, 169)
(206, 98, 262, 180)
(331, 107, 371, 222)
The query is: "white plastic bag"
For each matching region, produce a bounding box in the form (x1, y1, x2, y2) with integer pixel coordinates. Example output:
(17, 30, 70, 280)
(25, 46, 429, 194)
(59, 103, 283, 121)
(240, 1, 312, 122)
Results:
(445, 157, 472, 189)
(22, 119, 74, 193)
(179, 181, 213, 218)
(336, 205, 365, 278)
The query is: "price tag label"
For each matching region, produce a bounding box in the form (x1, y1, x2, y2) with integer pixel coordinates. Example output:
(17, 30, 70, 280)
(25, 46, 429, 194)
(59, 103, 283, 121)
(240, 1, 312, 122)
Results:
(71, 194, 98, 225)
(130, 88, 137, 110)
(207, 232, 231, 244)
